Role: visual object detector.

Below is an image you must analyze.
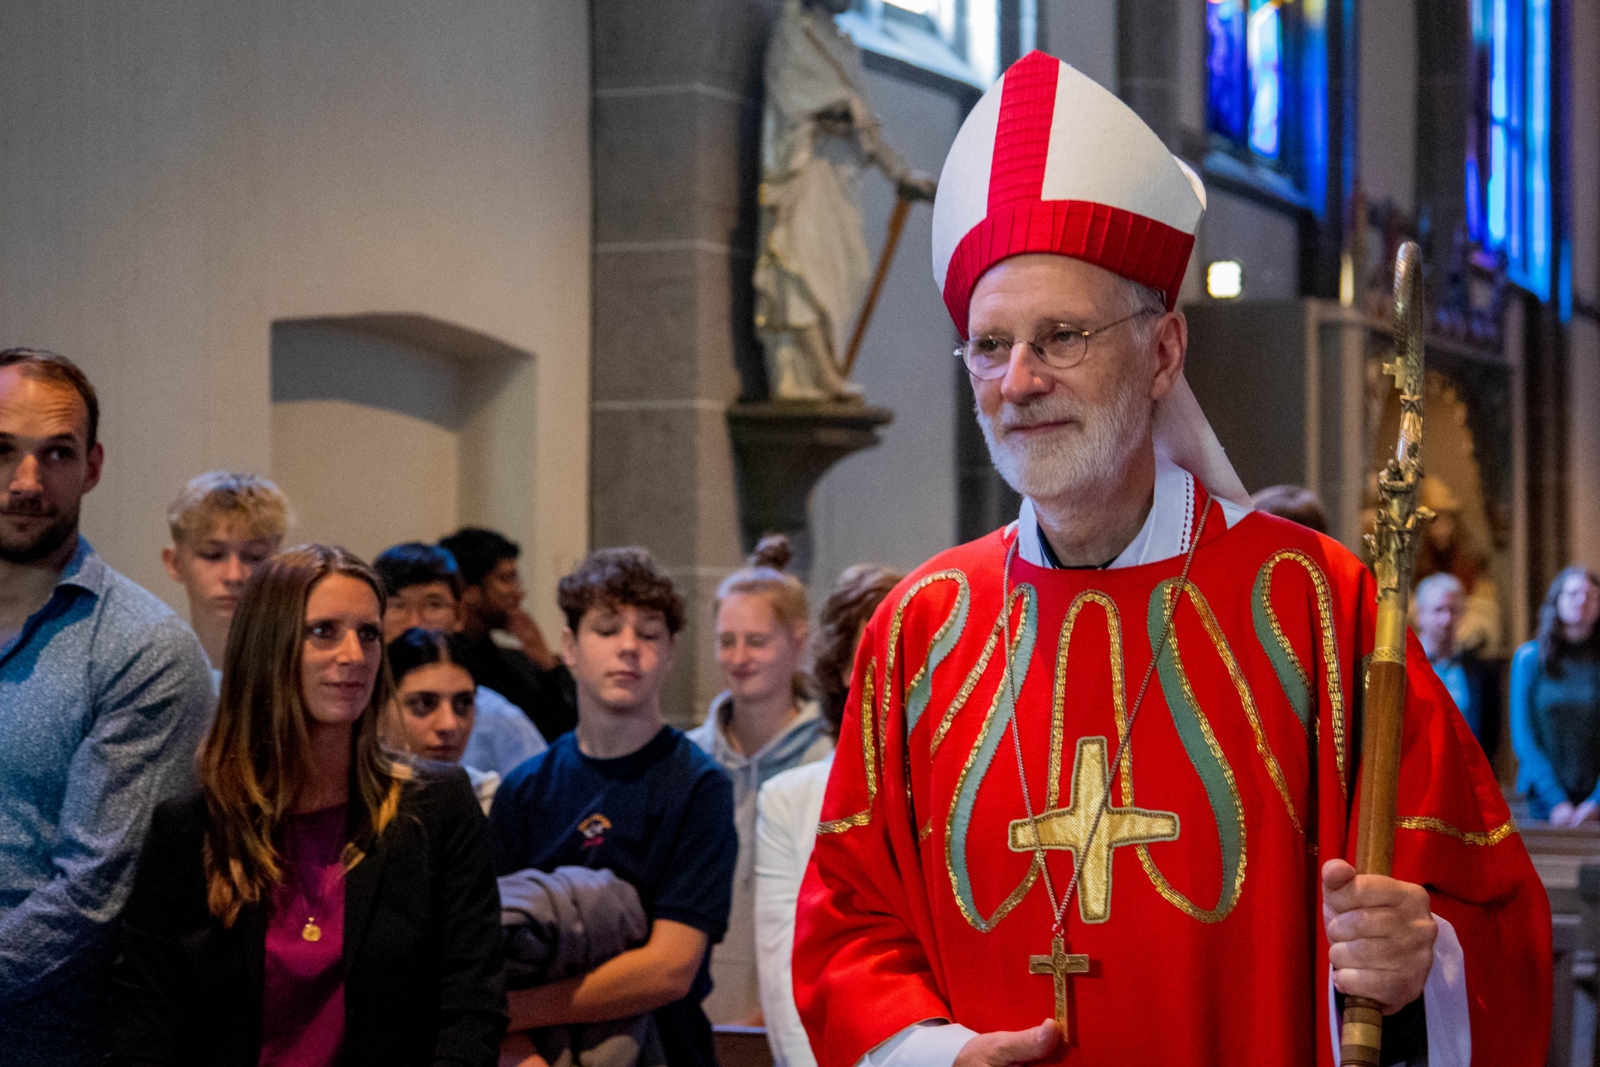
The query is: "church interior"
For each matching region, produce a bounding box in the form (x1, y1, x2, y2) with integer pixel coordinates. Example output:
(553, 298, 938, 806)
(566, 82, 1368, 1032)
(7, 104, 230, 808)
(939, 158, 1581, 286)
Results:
(3, 0, 1600, 1063)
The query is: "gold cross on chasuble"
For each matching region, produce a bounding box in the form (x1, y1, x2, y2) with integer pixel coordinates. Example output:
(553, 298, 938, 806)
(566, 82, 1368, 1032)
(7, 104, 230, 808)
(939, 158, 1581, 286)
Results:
(1007, 736, 1180, 924)
(1028, 936, 1089, 1039)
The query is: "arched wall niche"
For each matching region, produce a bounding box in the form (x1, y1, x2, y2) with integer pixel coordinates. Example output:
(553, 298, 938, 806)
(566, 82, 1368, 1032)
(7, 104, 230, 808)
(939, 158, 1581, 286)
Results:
(270, 314, 537, 566)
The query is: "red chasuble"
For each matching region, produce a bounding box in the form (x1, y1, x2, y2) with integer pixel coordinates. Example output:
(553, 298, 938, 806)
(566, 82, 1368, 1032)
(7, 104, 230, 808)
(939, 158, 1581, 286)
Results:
(794, 492, 1551, 1066)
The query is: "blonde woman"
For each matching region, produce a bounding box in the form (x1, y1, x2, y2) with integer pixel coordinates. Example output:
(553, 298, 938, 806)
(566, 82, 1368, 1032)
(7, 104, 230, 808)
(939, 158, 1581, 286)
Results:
(688, 535, 833, 1025)
(109, 546, 505, 1066)
(754, 563, 901, 1067)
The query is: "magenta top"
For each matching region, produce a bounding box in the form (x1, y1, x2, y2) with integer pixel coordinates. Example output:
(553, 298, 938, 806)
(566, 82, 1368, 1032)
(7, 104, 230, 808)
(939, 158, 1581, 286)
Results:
(259, 803, 348, 1067)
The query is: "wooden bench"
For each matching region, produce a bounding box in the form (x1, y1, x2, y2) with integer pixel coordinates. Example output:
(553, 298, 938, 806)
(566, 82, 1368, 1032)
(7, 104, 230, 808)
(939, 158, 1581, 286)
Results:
(714, 1025, 775, 1067)
(1521, 822, 1600, 1066)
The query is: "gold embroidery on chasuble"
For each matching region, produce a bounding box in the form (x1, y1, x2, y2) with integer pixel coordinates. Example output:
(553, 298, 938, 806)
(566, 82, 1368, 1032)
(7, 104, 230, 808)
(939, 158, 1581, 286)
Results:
(945, 583, 1043, 932)
(1396, 815, 1517, 846)
(1251, 550, 1348, 800)
(817, 664, 877, 834)
(912, 560, 1341, 934)
(818, 569, 970, 835)
(1008, 736, 1180, 923)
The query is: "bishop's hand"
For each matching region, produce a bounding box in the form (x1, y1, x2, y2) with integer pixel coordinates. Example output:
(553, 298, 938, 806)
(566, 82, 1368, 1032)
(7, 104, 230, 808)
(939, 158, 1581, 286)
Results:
(1321, 859, 1437, 1014)
(953, 1020, 1060, 1067)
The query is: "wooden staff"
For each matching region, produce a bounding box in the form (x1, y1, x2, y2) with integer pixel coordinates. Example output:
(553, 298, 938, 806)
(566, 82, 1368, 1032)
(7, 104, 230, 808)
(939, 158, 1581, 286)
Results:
(842, 192, 914, 378)
(1340, 240, 1432, 1067)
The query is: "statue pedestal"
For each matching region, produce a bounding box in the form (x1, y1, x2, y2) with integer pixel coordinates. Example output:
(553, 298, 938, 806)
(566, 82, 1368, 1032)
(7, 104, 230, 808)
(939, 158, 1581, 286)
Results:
(726, 400, 894, 577)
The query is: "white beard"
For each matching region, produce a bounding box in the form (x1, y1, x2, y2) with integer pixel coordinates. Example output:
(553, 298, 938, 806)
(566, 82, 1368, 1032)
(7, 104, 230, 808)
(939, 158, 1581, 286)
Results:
(976, 381, 1150, 503)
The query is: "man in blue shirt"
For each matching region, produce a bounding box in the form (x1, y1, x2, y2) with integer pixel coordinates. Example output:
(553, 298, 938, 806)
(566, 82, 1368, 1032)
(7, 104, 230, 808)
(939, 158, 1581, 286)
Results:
(1416, 571, 1503, 759)
(0, 349, 214, 1067)
(489, 547, 737, 1067)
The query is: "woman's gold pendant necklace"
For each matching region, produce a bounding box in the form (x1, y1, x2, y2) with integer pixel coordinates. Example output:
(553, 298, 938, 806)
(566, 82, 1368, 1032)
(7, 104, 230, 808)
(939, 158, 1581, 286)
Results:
(296, 861, 336, 942)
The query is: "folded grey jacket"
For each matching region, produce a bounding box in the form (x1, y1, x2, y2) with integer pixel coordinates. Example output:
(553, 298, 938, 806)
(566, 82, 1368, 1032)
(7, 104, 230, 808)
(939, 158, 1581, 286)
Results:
(498, 866, 666, 1067)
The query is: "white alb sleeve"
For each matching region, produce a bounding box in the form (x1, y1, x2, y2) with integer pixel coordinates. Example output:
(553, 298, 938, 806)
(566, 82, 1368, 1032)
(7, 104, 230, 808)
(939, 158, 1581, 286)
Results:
(1324, 912, 1470, 1067)
(853, 1022, 978, 1067)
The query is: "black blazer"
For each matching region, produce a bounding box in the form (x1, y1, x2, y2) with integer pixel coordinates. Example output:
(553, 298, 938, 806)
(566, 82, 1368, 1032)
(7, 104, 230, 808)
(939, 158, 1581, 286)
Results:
(108, 765, 507, 1067)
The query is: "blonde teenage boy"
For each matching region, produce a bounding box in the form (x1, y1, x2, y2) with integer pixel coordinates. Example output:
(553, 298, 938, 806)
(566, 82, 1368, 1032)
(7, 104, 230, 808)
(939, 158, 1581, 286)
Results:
(161, 471, 289, 668)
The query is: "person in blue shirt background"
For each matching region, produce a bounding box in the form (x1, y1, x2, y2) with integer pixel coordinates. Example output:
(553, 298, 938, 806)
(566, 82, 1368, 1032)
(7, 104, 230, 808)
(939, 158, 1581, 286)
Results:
(1511, 565, 1600, 824)
(1415, 571, 1502, 760)
(488, 547, 736, 1067)
(0, 348, 214, 1067)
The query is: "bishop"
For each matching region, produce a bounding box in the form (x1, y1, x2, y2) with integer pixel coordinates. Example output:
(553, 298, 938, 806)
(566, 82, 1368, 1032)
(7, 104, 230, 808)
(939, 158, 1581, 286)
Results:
(793, 51, 1551, 1067)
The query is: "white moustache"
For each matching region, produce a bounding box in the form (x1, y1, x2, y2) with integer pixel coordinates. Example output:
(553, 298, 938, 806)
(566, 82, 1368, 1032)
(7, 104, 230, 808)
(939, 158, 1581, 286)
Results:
(997, 400, 1084, 434)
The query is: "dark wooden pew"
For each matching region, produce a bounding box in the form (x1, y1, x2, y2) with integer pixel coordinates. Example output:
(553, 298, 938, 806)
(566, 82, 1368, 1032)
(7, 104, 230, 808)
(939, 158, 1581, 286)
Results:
(1521, 822, 1600, 1066)
(714, 1025, 775, 1067)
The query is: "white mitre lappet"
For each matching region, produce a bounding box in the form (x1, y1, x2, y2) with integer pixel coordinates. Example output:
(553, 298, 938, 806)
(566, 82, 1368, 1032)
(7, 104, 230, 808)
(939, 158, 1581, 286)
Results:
(930, 50, 1251, 511)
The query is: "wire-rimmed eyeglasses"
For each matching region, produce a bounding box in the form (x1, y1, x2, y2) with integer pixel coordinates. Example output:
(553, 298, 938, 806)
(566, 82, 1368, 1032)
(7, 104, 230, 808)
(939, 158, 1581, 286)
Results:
(956, 308, 1160, 380)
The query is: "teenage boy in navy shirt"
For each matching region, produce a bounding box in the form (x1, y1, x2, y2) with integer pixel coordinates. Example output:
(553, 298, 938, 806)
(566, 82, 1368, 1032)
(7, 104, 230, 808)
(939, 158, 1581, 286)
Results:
(488, 548, 737, 1067)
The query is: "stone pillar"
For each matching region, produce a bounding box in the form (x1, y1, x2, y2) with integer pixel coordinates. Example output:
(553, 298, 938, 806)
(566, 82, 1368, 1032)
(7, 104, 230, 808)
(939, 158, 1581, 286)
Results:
(589, 0, 780, 724)
(1415, 0, 1471, 278)
(1117, 0, 1182, 148)
(1525, 296, 1569, 618)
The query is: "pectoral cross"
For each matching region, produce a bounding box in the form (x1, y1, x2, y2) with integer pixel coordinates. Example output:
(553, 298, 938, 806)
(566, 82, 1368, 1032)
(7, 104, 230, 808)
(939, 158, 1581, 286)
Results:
(1029, 935, 1089, 1039)
(1008, 736, 1180, 923)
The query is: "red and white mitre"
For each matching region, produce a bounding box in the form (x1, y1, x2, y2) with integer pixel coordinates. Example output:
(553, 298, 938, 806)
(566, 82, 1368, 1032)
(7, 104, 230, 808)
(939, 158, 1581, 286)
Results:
(932, 50, 1250, 509)
(932, 50, 1206, 331)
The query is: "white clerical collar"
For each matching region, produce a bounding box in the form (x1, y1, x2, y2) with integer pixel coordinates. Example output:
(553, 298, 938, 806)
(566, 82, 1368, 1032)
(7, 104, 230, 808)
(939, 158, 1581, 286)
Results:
(1013, 452, 1250, 570)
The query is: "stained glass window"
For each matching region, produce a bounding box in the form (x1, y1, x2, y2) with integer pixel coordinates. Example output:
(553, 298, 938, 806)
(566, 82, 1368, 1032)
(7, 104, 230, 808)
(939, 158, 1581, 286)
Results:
(1206, 1, 1248, 141)
(846, 0, 1016, 87)
(1207, 0, 1283, 163)
(1247, 2, 1282, 157)
(1467, 0, 1551, 298)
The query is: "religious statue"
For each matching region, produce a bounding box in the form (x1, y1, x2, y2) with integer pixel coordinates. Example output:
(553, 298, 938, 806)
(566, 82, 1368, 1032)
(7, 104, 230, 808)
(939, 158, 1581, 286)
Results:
(754, 0, 936, 402)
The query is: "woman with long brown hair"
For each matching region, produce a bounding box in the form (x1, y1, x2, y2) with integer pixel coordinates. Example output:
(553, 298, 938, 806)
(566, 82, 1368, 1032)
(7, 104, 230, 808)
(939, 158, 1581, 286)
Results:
(109, 545, 505, 1066)
(1511, 565, 1600, 825)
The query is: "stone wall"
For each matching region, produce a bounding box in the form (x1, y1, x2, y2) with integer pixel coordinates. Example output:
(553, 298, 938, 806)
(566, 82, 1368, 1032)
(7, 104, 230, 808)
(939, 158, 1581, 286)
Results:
(589, 0, 780, 723)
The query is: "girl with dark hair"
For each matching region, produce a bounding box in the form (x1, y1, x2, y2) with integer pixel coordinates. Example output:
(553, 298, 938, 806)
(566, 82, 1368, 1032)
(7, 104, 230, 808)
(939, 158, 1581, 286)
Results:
(383, 627, 502, 812)
(688, 535, 834, 1025)
(1511, 565, 1600, 824)
(109, 545, 506, 1066)
(752, 563, 902, 1067)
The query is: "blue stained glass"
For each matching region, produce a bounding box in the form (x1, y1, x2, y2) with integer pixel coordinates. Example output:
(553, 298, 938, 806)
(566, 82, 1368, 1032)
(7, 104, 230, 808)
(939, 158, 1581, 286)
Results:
(1465, 156, 1483, 243)
(1490, 0, 1509, 122)
(1509, 142, 1524, 263)
(1486, 0, 1509, 251)
(1247, 0, 1282, 158)
(1470, 0, 1492, 44)
(1488, 125, 1507, 247)
(1206, 0, 1247, 142)
(1525, 0, 1550, 290)
(1479, 0, 1552, 297)
(1299, 0, 1329, 214)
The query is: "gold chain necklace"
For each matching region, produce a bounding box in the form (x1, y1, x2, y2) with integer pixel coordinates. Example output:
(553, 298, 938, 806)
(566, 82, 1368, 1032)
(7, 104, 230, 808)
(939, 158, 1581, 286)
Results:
(285, 821, 344, 943)
(998, 497, 1213, 1039)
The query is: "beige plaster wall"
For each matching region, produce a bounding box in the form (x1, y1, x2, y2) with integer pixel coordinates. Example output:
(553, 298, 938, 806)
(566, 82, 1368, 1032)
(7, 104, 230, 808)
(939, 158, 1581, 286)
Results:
(0, 1, 590, 638)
